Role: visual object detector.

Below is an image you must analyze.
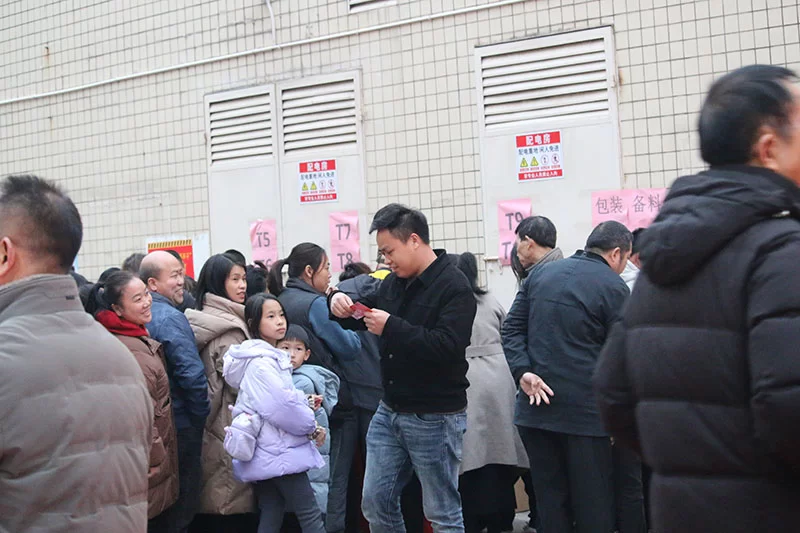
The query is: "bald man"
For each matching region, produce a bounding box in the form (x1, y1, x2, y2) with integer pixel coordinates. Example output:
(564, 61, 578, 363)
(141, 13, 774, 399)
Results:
(141, 251, 210, 532)
(0, 175, 152, 532)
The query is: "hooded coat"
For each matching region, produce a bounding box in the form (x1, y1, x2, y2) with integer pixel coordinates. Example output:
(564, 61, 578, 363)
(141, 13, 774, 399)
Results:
(185, 293, 254, 514)
(292, 364, 340, 512)
(594, 166, 800, 532)
(223, 340, 324, 483)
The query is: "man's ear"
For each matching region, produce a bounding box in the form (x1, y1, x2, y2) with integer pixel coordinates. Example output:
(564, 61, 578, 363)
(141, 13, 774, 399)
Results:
(146, 277, 158, 292)
(0, 237, 17, 280)
(751, 126, 781, 172)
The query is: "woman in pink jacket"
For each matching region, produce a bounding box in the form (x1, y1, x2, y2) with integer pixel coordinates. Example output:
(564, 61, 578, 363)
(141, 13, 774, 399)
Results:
(222, 293, 326, 533)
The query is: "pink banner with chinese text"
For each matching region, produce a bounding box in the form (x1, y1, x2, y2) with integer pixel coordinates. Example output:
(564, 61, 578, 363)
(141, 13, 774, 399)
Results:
(591, 189, 667, 230)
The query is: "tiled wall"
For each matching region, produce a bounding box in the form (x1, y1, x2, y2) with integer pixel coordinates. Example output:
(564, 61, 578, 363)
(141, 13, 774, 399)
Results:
(1, 0, 798, 279)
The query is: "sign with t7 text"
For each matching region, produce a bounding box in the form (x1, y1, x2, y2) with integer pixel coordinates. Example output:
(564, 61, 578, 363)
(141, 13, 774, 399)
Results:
(329, 211, 361, 271)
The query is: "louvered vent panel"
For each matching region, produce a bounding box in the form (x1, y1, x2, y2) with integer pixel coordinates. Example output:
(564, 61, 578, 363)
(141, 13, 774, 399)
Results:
(479, 38, 611, 129)
(349, 0, 396, 13)
(281, 79, 358, 154)
(209, 91, 273, 163)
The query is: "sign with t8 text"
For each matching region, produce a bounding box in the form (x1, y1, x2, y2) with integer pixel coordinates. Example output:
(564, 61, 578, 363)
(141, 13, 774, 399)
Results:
(329, 211, 361, 272)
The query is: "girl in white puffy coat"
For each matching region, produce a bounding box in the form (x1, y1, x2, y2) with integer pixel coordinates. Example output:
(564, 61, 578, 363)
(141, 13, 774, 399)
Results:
(222, 293, 326, 533)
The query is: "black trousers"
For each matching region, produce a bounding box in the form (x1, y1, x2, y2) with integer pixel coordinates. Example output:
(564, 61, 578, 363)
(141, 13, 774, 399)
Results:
(150, 425, 205, 533)
(612, 444, 647, 533)
(518, 426, 614, 533)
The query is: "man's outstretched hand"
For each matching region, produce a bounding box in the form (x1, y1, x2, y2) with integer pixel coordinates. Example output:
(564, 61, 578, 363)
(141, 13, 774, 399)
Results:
(330, 292, 355, 319)
(520, 372, 555, 406)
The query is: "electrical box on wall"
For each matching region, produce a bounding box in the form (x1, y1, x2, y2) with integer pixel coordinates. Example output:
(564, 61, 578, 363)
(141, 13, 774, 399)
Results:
(205, 72, 367, 270)
(475, 27, 624, 309)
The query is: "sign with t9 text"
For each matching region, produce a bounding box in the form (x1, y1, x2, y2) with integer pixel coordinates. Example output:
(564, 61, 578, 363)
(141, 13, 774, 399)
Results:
(329, 211, 361, 272)
(249, 219, 278, 268)
(498, 198, 532, 266)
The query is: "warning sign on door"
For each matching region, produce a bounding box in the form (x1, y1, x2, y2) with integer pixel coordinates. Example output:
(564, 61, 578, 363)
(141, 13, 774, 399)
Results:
(516, 131, 564, 181)
(299, 160, 338, 204)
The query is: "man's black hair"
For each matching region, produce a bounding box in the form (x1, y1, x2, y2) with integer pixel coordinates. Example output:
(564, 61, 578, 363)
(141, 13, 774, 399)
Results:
(699, 65, 798, 166)
(0, 175, 82, 272)
(586, 221, 632, 254)
(166, 249, 184, 265)
(122, 252, 146, 273)
(631, 228, 645, 255)
(246, 264, 268, 299)
(369, 203, 430, 244)
(224, 249, 247, 267)
(515, 216, 557, 249)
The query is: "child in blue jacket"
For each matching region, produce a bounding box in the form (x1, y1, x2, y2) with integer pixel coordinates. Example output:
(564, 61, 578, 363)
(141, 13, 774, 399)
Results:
(278, 325, 340, 519)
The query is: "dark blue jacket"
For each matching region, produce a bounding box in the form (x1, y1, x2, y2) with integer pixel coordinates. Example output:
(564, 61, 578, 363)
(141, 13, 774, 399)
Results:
(502, 250, 628, 436)
(336, 274, 384, 411)
(148, 292, 210, 430)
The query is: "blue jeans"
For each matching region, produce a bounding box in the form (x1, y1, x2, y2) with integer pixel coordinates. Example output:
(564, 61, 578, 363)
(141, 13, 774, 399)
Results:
(362, 402, 467, 533)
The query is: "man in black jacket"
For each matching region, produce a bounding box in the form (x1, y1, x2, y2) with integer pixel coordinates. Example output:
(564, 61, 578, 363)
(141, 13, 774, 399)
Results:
(329, 203, 477, 532)
(502, 221, 631, 533)
(594, 65, 800, 533)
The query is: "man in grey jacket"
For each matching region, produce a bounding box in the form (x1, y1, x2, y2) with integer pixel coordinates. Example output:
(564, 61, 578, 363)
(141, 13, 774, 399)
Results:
(0, 175, 153, 532)
(514, 215, 564, 273)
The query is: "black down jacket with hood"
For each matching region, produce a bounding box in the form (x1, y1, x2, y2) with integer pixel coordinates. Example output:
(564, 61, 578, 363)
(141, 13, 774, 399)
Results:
(594, 165, 800, 533)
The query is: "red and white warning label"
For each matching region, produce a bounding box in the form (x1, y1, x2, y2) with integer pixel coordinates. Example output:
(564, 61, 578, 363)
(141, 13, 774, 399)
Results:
(516, 131, 564, 181)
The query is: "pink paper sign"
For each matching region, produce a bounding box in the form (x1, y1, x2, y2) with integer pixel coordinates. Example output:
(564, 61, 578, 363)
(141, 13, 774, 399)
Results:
(329, 211, 361, 272)
(591, 189, 667, 230)
(249, 219, 278, 268)
(498, 198, 532, 266)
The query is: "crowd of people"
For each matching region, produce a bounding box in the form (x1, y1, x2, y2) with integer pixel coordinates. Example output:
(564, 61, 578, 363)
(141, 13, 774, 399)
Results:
(2, 64, 800, 533)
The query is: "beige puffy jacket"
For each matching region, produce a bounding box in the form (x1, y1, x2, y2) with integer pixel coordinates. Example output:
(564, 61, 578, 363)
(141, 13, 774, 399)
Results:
(186, 293, 255, 515)
(0, 275, 153, 532)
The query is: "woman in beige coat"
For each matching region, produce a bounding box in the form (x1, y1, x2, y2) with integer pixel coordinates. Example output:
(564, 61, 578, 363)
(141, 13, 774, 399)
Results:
(185, 254, 255, 531)
(455, 253, 529, 533)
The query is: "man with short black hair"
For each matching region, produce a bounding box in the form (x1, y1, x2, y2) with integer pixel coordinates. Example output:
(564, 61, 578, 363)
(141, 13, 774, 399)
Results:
(329, 203, 477, 532)
(502, 221, 632, 533)
(141, 250, 210, 532)
(0, 175, 152, 532)
(514, 215, 563, 271)
(122, 252, 146, 274)
(595, 65, 800, 532)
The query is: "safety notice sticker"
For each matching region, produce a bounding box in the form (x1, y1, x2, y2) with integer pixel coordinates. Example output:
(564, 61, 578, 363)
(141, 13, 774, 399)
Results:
(516, 131, 564, 181)
(299, 160, 338, 204)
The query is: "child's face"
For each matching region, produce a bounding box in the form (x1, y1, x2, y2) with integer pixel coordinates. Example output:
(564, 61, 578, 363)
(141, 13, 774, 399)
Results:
(258, 299, 287, 345)
(278, 339, 311, 369)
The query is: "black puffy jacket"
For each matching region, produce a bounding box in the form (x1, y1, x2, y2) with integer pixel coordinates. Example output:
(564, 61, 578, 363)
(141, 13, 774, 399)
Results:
(594, 165, 800, 533)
